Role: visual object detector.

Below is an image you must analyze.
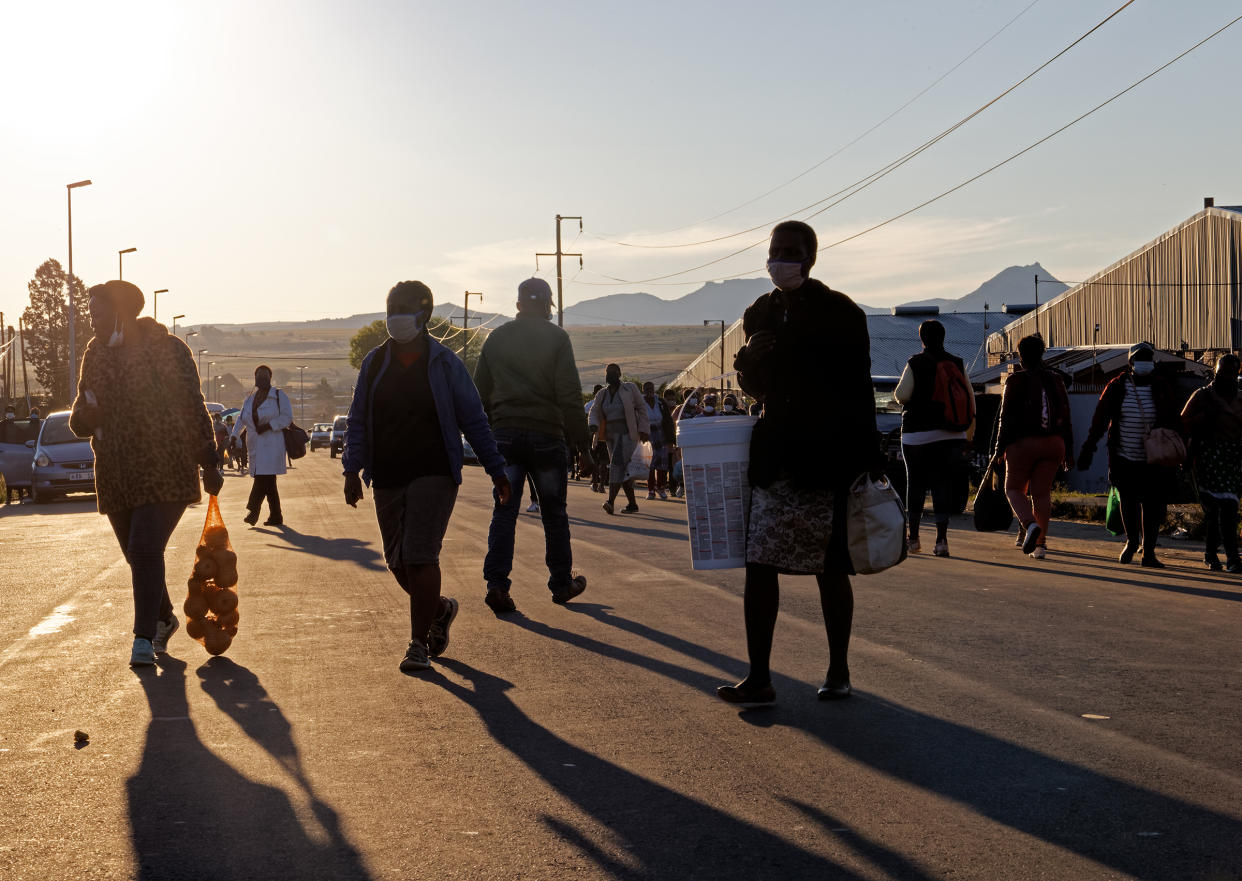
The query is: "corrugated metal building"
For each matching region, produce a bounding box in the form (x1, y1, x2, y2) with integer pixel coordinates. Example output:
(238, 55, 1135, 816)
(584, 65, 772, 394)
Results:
(987, 205, 1242, 363)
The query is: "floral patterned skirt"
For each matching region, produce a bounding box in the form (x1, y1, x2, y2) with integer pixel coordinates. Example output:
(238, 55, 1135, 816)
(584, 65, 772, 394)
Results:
(746, 479, 835, 575)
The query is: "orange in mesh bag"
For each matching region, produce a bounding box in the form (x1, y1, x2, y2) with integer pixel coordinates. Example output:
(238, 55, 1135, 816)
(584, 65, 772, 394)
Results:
(183, 495, 240, 656)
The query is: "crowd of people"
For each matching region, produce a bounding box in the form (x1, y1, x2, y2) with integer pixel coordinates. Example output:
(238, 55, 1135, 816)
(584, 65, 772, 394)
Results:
(58, 220, 1239, 707)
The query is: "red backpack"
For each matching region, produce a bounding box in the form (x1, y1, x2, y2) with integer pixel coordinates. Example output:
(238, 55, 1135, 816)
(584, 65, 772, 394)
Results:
(931, 358, 975, 431)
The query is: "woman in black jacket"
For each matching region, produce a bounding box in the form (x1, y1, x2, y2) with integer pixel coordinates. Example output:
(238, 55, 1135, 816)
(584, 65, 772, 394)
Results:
(1078, 342, 1181, 567)
(716, 221, 882, 707)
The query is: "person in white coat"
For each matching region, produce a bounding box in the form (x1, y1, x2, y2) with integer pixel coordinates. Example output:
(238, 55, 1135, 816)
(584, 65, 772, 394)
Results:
(232, 364, 293, 526)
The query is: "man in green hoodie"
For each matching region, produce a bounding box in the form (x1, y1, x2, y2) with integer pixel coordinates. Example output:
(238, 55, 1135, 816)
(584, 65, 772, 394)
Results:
(475, 278, 592, 613)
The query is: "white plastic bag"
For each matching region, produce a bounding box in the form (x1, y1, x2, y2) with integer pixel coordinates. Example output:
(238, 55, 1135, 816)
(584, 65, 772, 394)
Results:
(845, 473, 907, 575)
(625, 441, 653, 481)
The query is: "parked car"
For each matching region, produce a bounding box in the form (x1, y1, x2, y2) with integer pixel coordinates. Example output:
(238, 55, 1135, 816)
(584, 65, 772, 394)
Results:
(310, 423, 332, 451)
(30, 411, 95, 503)
(0, 417, 40, 497)
(329, 415, 347, 458)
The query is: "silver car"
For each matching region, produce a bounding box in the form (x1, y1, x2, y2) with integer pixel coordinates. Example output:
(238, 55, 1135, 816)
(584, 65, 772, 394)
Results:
(31, 411, 96, 503)
(0, 417, 39, 496)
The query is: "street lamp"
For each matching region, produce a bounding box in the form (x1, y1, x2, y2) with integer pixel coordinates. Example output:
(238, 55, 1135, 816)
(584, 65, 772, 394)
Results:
(703, 319, 726, 398)
(296, 365, 307, 424)
(66, 179, 92, 400)
(197, 349, 208, 394)
(205, 361, 215, 400)
(172, 314, 186, 336)
(118, 247, 137, 280)
(153, 289, 168, 322)
(185, 330, 198, 348)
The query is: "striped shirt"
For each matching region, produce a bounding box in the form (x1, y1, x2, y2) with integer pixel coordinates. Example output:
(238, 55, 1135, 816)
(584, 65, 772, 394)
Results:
(1118, 380, 1153, 463)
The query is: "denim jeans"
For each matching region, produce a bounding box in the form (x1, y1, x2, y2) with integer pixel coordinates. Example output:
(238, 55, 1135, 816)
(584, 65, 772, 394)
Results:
(484, 428, 573, 594)
(107, 501, 188, 639)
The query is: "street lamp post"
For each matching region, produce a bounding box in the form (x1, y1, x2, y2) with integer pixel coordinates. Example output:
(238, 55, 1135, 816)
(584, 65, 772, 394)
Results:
(153, 289, 168, 322)
(66, 179, 92, 401)
(205, 361, 215, 400)
(703, 319, 726, 397)
(172, 314, 186, 336)
(118, 247, 137, 280)
(197, 350, 208, 395)
(296, 365, 307, 424)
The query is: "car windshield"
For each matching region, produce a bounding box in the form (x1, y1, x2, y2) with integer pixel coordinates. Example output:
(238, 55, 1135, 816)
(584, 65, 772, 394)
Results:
(39, 416, 80, 445)
(333, 418, 347, 430)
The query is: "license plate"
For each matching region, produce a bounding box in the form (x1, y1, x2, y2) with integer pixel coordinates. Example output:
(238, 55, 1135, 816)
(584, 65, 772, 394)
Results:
(69, 471, 94, 481)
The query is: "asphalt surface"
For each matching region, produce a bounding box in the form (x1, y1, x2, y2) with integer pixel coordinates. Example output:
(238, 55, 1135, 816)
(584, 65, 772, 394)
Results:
(1, 453, 1240, 880)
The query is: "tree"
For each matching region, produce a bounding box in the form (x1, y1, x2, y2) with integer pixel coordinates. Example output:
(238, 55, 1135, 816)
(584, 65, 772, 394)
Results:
(22, 259, 89, 408)
(313, 378, 339, 421)
(348, 317, 487, 378)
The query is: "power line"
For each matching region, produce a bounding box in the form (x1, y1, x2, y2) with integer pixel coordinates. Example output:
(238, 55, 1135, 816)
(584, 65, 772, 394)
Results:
(574, 9, 1241, 290)
(589, 0, 1134, 255)
(596, 0, 1045, 240)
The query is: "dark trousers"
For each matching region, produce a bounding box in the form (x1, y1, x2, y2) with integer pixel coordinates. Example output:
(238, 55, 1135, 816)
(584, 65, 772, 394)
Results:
(902, 439, 961, 530)
(107, 501, 187, 639)
(484, 428, 573, 594)
(1110, 456, 1170, 555)
(1201, 494, 1240, 563)
(247, 475, 282, 520)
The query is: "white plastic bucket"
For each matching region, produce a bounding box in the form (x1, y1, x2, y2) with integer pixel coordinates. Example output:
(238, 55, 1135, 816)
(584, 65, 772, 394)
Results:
(676, 415, 756, 569)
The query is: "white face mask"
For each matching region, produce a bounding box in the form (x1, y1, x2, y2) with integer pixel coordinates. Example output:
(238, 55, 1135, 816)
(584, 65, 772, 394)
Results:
(766, 260, 805, 292)
(1132, 361, 1155, 377)
(724, 404, 735, 412)
(687, 397, 698, 407)
(386, 313, 425, 343)
(107, 317, 124, 348)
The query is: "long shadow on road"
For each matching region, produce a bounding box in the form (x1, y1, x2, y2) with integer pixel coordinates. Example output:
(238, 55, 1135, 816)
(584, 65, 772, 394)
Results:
(435, 656, 921, 881)
(520, 604, 1242, 880)
(128, 656, 372, 881)
(255, 525, 386, 572)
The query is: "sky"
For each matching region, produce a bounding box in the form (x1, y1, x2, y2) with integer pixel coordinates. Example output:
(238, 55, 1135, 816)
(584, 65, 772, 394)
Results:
(2, 0, 1240, 331)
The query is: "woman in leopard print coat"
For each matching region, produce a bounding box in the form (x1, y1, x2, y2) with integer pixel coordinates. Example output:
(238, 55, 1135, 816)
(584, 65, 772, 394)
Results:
(70, 280, 222, 667)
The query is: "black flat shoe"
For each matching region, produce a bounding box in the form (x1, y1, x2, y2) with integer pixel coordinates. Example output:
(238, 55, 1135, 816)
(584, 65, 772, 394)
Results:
(263, 517, 283, 526)
(1118, 543, 1138, 565)
(1206, 557, 1223, 571)
(817, 681, 852, 701)
(716, 681, 775, 706)
(243, 510, 259, 526)
(1140, 555, 1165, 569)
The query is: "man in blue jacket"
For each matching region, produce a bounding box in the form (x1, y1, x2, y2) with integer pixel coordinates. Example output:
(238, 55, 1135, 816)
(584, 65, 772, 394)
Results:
(343, 281, 511, 673)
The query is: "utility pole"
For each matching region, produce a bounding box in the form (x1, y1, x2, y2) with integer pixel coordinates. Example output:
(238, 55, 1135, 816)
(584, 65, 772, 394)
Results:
(536, 214, 583, 327)
(463, 291, 483, 333)
(153, 289, 168, 322)
(66, 179, 92, 401)
(19, 316, 31, 409)
(1033, 274, 1040, 341)
(297, 365, 307, 424)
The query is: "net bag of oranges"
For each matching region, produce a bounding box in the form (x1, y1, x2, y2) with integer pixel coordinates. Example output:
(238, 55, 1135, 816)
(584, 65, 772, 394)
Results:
(183, 495, 240, 656)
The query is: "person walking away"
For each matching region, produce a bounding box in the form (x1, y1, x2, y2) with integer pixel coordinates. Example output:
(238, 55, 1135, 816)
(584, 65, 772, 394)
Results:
(642, 381, 675, 500)
(475, 277, 591, 613)
(664, 389, 686, 497)
(69, 280, 223, 666)
(991, 335, 1073, 560)
(586, 384, 608, 493)
(718, 220, 883, 706)
(343, 281, 511, 672)
(1078, 342, 1181, 568)
(212, 413, 230, 472)
(589, 364, 650, 515)
(894, 319, 976, 557)
(233, 365, 292, 526)
(1182, 354, 1242, 571)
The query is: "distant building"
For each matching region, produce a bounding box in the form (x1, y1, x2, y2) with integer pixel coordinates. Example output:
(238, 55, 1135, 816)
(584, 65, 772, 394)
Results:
(987, 203, 1242, 364)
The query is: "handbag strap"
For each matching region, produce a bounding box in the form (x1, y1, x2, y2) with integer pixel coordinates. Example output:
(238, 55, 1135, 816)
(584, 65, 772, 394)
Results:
(1127, 376, 1153, 435)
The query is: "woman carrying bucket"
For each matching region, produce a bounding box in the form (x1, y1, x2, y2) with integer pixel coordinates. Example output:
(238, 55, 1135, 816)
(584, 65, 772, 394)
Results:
(717, 220, 883, 707)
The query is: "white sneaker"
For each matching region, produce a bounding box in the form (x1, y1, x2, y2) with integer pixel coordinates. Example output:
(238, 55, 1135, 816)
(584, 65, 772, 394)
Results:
(526, 502, 540, 513)
(152, 614, 179, 653)
(1030, 546, 1047, 560)
(129, 637, 155, 667)
(932, 541, 950, 557)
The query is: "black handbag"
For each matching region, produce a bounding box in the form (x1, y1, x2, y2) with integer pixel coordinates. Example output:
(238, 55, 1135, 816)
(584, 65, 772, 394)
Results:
(284, 423, 309, 460)
(972, 461, 1013, 532)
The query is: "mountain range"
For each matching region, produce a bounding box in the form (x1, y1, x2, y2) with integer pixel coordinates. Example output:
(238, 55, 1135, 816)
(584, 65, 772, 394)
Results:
(194, 264, 1066, 332)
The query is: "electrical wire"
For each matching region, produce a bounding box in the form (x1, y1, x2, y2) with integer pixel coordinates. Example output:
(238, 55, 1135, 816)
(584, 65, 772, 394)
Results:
(591, 0, 1134, 254)
(597, 0, 1045, 241)
(575, 10, 1241, 289)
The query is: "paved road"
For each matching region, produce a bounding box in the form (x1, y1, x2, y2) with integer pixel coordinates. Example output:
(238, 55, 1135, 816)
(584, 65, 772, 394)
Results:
(1, 453, 1240, 880)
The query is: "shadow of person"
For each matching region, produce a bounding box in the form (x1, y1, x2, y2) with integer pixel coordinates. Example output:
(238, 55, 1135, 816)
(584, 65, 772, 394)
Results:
(557, 606, 1242, 880)
(256, 526, 386, 572)
(128, 655, 372, 881)
(433, 656, 906, 881)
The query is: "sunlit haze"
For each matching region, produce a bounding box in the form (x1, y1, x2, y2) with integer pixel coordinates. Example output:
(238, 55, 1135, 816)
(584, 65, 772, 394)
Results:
(3, 0, 1240, 326)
